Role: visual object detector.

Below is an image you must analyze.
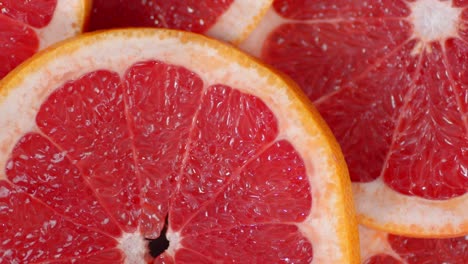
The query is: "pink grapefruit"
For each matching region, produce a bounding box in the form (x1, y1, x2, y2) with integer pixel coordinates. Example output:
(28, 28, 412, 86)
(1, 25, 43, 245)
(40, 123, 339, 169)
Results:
(359, 225, 467, 263)
(0, 0, 90, 79)
(0, 29, 359, 263)
(88, 0, 273, 44)
(241, 0, 468, 237)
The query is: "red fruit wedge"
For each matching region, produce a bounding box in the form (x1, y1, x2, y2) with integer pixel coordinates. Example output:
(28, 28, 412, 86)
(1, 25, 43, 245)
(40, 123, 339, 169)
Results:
(0, 0, 90, 79)
(241, 0, 468, 237)
(359, 225, 468, 263)
(0, 29, 359, 263)
(88, 0, 273, 44)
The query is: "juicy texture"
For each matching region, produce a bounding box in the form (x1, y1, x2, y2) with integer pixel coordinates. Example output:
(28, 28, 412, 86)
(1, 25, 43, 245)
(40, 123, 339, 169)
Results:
(256, 0, 468, 200)
(0, 0, 57, 79)
(0, 182, 122, 263)
(88, 0, 234, 32)
(1, 60, 313, 263)
(387, 234, 468, 263)
(364, 255, 401, 264)
(361, 231, 468, 264)
(0, 16, 38, 79)
(0, 0, 56, 28)
(272, 0, 410, 20)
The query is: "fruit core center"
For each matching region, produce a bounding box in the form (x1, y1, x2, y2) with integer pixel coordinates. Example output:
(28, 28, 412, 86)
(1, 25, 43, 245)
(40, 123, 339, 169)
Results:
(409, 0, 462, 42)
(118, 233, 148, 263)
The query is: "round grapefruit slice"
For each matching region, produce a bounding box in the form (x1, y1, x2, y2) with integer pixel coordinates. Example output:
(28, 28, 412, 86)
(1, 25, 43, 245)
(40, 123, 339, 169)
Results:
(0, 0, 90, 79)
(88, 0, 272, 44)
(240, 0, 468, 236)
(0, 29, 358, 263)
(359, 225, 468, 263)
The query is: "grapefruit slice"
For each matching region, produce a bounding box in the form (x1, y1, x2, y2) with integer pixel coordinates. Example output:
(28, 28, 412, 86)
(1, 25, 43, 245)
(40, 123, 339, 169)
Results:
(359, 225, 468, 263)
(88, 0, 272, 44)
(240, 0, 468, 236)
(0, 0, 90, 79)
(0, 29, 358, 263)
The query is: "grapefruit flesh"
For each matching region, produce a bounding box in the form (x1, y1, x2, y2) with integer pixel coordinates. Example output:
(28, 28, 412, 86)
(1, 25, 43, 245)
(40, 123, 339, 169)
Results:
(0, 15, 39, 79)
(0, 0, 56, 27)
(0, 30, 358, 263)
(0, 0, 88, 79)
(88, 0, 273, 44)
(89, 0, 233, 32)
(360, 226, 468, 264)
(241, 0, 468, 235)
(3, 62, 311, 263)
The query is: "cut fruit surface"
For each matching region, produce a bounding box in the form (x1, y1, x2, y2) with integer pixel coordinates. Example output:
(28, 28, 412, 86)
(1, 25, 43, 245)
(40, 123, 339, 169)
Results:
(87, 0, 273, 44)
(0, 0, 90, 79)
(359, 225, 468, 264)
(0, 29, 358, 263)
(240, 0, 468, 236)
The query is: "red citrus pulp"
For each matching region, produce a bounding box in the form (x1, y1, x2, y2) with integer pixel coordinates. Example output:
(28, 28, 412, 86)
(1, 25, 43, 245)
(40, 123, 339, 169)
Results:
(88, 0, 273, 44)
(0, 0, 89, 79)
(0, 29, 358, 263)
(241, 0, 468, 236)
(359, 225, 468, 263)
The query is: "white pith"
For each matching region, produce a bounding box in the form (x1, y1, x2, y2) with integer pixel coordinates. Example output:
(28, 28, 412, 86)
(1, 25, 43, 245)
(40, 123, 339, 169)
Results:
(34, 0, 87, 49)
(240, 2, 468, 236)
(409, 0, 462, 43)
(206, 0, 272, 44)
(118, 233, 148, 263)
(239, 8, 290, 57)
(166, 229, 181, 256)
(359, 226, 404, 263)
(354, 178, 467, 236)
(0, 30, 353, 263)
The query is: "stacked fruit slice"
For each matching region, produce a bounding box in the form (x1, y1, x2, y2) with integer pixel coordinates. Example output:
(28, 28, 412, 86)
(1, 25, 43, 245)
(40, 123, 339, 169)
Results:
(0, 0, 90, 79)
(360, 226, 467, 263)
(1, 0, 467, 263)
(239, 0, 468, 262)
(0, 29, 359, 263)
(88, 0, 273, 44)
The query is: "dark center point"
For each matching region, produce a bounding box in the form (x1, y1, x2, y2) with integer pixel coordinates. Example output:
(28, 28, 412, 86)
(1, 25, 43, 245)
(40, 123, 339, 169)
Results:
(147, 215, 170, 258)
